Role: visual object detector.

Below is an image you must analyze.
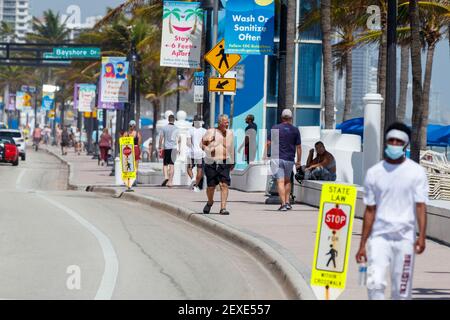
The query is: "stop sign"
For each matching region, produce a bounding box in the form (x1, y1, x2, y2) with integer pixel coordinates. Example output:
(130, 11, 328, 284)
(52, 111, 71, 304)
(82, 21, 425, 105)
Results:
(123, 146, 132, 157)
(325, 207, 347, 230)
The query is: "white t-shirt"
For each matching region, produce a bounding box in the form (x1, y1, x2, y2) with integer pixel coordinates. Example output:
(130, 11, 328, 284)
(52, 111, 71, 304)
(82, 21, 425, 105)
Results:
(363, 158, 429, 242)
(188, 127, 207, 159)
(161, 124, 179, 149)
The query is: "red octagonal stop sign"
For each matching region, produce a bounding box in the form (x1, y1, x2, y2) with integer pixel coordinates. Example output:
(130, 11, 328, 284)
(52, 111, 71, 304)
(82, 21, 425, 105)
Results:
(123, 146, 132, 157)
(325, 207, 347, 230)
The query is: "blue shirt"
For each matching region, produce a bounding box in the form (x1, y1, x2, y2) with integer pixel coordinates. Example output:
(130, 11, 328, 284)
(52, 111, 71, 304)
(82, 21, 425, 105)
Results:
(268, 122, 301, 162)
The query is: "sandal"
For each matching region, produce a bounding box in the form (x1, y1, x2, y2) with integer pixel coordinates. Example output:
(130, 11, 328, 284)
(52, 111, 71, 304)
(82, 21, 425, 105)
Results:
(203, 202, 213, 214)
(219, 208, 230, 215)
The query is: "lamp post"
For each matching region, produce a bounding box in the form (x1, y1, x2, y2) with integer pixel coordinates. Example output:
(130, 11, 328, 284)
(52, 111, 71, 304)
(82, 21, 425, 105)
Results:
(176, 68, 185, 112)
(385, 0, 397, 130)
(127, 40, 141, 126)
(200, 0, 224, 128)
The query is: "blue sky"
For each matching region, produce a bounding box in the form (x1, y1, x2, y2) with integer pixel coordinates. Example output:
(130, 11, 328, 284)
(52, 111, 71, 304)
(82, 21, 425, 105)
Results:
(30, 0, 124, 18)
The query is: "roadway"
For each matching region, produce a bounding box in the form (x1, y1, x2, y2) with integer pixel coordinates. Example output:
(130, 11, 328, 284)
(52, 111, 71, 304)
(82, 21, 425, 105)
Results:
(0, 149, 286, 299)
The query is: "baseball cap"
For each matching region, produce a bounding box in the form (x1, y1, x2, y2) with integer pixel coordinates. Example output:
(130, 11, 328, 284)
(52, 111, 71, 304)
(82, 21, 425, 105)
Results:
(281, 109, 293, 119)
(129, 120, 136, 126)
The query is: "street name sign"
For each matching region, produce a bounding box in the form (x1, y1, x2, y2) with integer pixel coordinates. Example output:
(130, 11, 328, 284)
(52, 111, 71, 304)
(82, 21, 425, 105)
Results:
(310, 183, 357, 300)
(205, 39, 241, 76)
(53, 47, 101, 59)
(119, 136, 136, 189)
(208, 77, 237, 93)
(43, 52, 72, 64)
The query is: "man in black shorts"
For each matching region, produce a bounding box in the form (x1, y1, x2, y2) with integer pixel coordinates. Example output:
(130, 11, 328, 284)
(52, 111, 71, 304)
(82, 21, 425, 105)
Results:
(201, 114, 235, 215)
(159, 114, 178, 187)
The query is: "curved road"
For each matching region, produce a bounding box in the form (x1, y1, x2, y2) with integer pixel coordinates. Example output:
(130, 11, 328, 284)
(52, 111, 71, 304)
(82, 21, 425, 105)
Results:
(0, 149, 286, 299)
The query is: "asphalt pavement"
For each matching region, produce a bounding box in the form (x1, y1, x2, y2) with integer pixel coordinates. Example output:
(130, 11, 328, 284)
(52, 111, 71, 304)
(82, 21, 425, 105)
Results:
(0, 149, 287, 299)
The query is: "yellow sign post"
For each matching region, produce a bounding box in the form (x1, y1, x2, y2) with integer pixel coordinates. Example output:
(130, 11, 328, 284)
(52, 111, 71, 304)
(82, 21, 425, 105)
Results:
(208, 77, 237, 93)
(205, 39, 241, 76)
(310, 183, 357, 300)
(119, 137, 136, 190)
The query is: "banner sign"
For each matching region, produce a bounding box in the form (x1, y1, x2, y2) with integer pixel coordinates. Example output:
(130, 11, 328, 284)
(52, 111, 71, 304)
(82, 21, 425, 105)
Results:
(16, 91, 32, 110)
(7, 93, 16, 111)
(193, 71, 204, 103)
(310, 183, 358, 300)
(225, 0, 275, 55)
(42, 90, 55, 111)
(100, 57, 129, 103)
(77, 84, 96, 112)
(160, 1, 203, 68)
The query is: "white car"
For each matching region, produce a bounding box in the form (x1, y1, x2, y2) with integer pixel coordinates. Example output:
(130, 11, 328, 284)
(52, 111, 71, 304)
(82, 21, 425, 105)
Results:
(0, 129, 26, 161)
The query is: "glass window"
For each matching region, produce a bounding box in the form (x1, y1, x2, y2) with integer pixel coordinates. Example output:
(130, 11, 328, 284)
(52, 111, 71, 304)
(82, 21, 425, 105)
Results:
(266, 107, 278, 133)
(295, 108, 321, 126)
(299, 0, 321, 40)
(266, 55, 278, 104)
(297, 43, 322, 105)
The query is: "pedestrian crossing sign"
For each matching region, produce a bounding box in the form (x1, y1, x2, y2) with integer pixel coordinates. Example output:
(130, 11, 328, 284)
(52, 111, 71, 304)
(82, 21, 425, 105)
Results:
(310, 183, 357, 300)
(205, 39, 241, 76)
(119, 137, 136, 188)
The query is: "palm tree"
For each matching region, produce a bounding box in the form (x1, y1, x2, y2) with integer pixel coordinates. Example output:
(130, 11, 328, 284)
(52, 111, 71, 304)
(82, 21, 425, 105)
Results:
(321, 0, 335, 128)
(0, 22, 16, 42)
(27, 10, 71, 43)
(331, 1, 369, 121)
(409, 0, 424, 162)
(397, 44, 410, 122)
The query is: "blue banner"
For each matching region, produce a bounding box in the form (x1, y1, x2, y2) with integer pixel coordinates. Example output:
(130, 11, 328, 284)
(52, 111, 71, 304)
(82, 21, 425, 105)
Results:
(224, 0, 275, 55)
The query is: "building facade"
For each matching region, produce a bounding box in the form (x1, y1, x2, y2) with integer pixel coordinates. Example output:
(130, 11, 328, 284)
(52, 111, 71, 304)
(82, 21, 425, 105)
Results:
(0, 0, 32, 42)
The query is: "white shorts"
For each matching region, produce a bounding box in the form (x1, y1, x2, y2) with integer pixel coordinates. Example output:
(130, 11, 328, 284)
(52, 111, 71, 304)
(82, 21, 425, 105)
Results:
(367, 234, 415, 300)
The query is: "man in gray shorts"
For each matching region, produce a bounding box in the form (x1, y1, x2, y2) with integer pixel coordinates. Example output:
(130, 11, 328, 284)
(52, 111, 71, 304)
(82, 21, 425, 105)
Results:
(265, 109, 302, 211)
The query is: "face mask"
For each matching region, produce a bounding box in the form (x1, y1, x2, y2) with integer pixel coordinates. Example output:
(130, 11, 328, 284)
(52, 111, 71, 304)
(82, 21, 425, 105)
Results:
(117, 68, 123, 73)
(385, 144, 405, 160)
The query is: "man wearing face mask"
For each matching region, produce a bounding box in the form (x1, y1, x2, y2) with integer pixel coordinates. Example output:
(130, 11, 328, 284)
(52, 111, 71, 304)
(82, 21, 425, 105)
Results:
(355, 122, 429, 300)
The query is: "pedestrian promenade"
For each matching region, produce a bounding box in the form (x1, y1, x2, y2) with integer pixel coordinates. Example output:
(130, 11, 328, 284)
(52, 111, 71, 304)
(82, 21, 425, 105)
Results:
(43, 145, 450, 300)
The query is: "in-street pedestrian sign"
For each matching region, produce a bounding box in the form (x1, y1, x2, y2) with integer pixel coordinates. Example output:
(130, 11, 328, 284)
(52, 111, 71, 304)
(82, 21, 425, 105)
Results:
(310, 183, 357, 300)
(52, 47, 101, 59)
(205, 39, 241, 76)
(119, 136, 136, 189)
(208, 77, 237, 93)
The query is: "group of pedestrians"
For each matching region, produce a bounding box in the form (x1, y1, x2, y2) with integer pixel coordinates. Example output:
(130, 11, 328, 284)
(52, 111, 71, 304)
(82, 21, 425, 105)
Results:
(158, 109, 429, 301)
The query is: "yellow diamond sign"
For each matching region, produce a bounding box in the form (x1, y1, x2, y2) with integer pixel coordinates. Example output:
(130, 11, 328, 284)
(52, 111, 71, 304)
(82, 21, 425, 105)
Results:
(205, 39, 241, 76)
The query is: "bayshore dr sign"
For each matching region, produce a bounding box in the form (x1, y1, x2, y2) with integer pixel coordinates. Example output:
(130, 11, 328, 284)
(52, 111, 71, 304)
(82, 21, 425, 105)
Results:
(160, 1, 203, 68)
(225, 0, 275, 55)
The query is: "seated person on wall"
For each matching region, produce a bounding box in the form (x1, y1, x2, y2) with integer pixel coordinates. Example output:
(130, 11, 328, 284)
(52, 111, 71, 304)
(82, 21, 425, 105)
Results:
(297, 141, 337, 182)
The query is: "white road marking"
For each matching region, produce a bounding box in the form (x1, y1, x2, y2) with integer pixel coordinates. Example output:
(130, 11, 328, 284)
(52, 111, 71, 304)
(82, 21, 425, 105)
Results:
(15, 169, 26, 189)
(37, 193, 119, 300)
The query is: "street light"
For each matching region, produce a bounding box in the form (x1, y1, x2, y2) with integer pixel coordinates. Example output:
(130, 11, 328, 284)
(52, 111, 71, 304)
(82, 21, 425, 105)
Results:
(200, 0, 224, 128)
(176, 68, 185, 112)
(127, 40, 141, 127)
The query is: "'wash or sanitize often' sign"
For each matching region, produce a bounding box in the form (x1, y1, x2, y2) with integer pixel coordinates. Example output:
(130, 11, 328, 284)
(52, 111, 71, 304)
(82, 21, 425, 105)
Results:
(225, 0, 275, 55)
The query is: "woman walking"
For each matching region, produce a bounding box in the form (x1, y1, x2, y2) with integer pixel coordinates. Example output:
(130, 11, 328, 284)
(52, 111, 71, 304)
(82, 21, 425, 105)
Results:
(61, 127, 70, 156)
(99, 127, 112, 166)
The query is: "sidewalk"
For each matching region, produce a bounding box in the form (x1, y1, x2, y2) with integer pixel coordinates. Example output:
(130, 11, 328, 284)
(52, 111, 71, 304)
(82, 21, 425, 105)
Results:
(43, 145, 450, 300)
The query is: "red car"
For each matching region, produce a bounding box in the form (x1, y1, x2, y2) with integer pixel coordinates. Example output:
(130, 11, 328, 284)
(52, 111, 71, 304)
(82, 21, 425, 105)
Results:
(0, 136, 19, 166)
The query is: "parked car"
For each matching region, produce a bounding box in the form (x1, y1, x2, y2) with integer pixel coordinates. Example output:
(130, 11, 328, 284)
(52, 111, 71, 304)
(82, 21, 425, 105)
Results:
(0, 129, 26, 161)
(0, 136, 19, 166)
